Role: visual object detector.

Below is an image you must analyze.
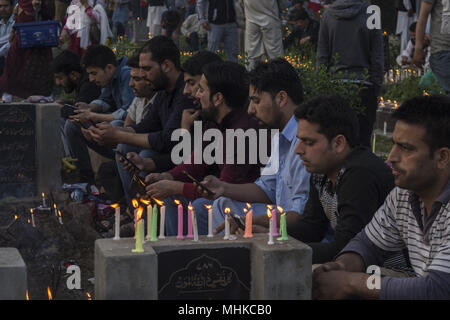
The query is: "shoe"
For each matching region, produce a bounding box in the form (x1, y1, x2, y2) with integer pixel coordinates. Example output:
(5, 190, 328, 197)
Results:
(1, 93, 12, 103)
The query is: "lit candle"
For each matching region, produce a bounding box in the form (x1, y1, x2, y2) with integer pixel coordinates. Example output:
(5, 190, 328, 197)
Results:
(132, 207, 144, 253)
(175, 200, 184, 239)
(372, 133, 376, 154)
(158, 200, 166, 239)
(53, 204, 58, 217)
(224, 208, 231, 240)
(271, 208, 279, 237)
(205, 205, 213, 237)
(243, 209, 253, 238)
(151, 202, 158, 242)
(277, 207, 288, 241)
(111, 203, 120, 240)
(42, 193, 46, 208)
(187, 202, 193, 238)
(141, 200, 152, 241)
(58, 210, 63, 225)
(190, 204, 198, 242)
(30, 208, 35, 227)
(267, 208, 274, 245)
(131, 199, 139, 239)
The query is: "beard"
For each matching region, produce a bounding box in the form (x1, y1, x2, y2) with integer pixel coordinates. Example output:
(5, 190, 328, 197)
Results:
(63, 78, 77, 94)
(151, 66, 170, 91)
(200, 102, 219, 123)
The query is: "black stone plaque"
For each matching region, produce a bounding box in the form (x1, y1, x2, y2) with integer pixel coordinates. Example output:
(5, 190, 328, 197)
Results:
(158, 248, 251, 300)
(0, 105, 37, 198)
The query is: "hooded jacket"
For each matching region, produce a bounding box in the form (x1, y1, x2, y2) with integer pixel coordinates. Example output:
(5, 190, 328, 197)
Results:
(317, 0, 384, 91)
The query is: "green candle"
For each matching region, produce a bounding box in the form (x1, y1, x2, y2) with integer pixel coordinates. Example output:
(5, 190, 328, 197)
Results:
(277, 212, 288, 241)
(132, 207, 144, 252)
(151, 204, 158, 242)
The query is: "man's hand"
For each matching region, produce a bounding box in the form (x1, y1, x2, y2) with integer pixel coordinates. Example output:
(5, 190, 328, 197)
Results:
(196, 175, 225, 200)
(312, 270, 353, 300)
(145, 180, 182, 200)
(181, 108, 200, 130)
(81, 127, 93, 141)
(312, 261, 346, 277)
(413, 47, 425, 68)
(202, 21, 211, 31)
(299, 36, 310, 45)
(75, 102, 98, 111)
(145, 172, 173, 185)
(89, 123, 120, 146)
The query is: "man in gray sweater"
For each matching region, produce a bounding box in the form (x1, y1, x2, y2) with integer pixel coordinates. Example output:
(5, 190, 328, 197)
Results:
(317, 0, 384, 148)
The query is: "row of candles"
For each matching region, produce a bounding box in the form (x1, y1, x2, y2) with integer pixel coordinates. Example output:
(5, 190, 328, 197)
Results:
(15, 193, 64, 228)
(111, 199, 290, 253)
(384, 68, 424, 84)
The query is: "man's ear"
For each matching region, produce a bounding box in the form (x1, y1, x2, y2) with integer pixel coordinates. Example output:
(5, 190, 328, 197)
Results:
(213, 92, 224, 107)
(434, 147, 450, 170)
(160, 59, 172, 73)
(276, 90, 288, 109)
(332, 134, 347, 153)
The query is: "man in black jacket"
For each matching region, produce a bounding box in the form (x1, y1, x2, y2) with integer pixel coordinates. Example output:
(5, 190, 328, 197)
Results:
(288, 95, 395, 264)
(197, 0, 238, 62)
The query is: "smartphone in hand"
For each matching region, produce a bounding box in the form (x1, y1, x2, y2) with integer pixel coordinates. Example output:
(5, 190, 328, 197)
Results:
(231, 213, 246, 230)
(114, 149, 141, 173)
(181, 170, 215, 196)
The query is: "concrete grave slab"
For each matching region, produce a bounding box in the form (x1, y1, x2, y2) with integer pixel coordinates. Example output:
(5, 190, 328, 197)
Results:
(0, 247, 27, 300)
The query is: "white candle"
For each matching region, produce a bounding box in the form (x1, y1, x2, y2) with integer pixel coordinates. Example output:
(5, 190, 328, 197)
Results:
(58, 210, 63, 225)
(206, 205, 213, 237)
(224, 215, 230, 240)
(112, 204, 120, 240)
(42, 193, 46, 208)
(192, 209, 198, 242)
(53, 204, 58, 217)
(383, 121, 387, 135)
(30, 209, 35, 227)
(268, 215, 274, 245)
(159, 205, 166, 239)
(146, 204, 153, 241)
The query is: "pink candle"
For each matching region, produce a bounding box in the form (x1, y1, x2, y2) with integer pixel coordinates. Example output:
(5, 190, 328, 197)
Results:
(187, 202, 193, 238)
(271, 209, 279, 237)
(175, 200, 184, 239)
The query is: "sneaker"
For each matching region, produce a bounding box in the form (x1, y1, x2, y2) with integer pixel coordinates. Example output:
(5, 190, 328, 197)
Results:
(1, 93, 12, 103)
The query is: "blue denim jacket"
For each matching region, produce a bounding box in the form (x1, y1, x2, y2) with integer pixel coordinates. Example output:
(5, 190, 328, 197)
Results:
(254, 116, 310, 214)
(91, 57, 134, 120)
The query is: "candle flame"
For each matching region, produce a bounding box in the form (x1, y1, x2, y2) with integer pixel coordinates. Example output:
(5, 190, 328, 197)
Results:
(188, 205, 194, 211)
(53, 203, 56, 209)
(153, 198, 164, 206)
(204, 204, 212, 210)
(246, 203, 252, 209)
(174, 199, 181, 205)
(42, 192, 45, 198)
(58, 210, 61, 218)
(224, 207, 230, 215)
(14, 215, 18, 220)
(26, 290, 29, 300)
(267, 208, 272, 219)
(140, 199, 150, 205)
(243, 208, 248, 213)
(110, 203, 119, 209)
(277, 206, 284, 213)
(87, 292, 92, 300)
(27, 219, 30, 224)
(267, 205, 273, 210)
(132, 199, 139, 208)
(30, 208, 33, 214)
(47, 287, 52, 300)
(136, 207, 144, 220)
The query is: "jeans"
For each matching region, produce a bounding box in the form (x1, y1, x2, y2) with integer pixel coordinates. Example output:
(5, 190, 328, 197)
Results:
(163, 196, 213, 236)
(115, 143, 160, 213)
(207, 23, 238, 62)
(64, 120, 123, 182)
(430, 51, 450, 94)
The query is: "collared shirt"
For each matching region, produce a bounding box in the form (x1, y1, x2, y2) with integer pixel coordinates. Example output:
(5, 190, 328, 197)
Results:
(341, 180, 450, 299)
(254, 116, 309, 214)
(129, 73, 195, 152)
(91, 57, 134, 120)
(169, 108, 266, 200)
(127, 93, 157, 125)
(0, 14, 14, 57)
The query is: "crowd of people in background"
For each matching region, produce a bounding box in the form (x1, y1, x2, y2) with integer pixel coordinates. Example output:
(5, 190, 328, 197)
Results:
(0, 0, 448, 300)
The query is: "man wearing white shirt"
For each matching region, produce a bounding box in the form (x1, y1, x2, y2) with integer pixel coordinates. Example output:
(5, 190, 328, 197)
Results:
(396, 0, 417, 52)
(0, 0, 13, 76)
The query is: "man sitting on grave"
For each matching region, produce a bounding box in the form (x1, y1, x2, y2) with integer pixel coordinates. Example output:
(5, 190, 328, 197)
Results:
(64, 44, 134, 183)
(196, 58, 310, 236)
(312, 95, 450, 300)
(396, 22, 430, 68)
(216, 95, 399, 265)
(144, 61, 267, 237)
(88, 36, 196, 213)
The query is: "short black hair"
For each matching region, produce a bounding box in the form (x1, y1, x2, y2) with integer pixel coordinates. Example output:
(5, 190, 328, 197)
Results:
(182, 51, 222, 76)
(126, 54, 140, 69)
(82, 45, 118, 69)
(294, 95, 360, 148)
(51, 50, 82, 75)
(249, 58, 304, 105)
(409, 22, 417, 32)
(140, 36, 181, 70)
(392, 95, 450, 155)
(202, 61, 249, 110)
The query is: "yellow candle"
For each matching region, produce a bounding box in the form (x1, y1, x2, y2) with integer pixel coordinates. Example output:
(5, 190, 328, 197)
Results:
(132, 207, 144, 253)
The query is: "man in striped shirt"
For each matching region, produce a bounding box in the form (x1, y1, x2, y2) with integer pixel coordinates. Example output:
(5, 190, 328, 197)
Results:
(313, 95, 450, 299)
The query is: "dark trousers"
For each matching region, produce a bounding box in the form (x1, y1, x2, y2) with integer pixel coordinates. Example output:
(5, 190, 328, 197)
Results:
(358, 85, 378, 148)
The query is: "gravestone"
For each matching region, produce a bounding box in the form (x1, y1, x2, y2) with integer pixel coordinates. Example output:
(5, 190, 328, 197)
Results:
(0, 103, 61, 199)
(0, 247, 27, 300)
(95, 234, 312, 300)
(132, 20, 149, 42)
